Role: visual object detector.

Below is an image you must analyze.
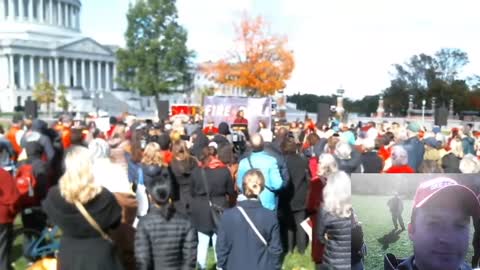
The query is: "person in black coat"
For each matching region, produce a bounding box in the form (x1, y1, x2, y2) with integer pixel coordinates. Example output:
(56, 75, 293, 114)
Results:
(20, 140, 50, 233)
(315, 171, 352, 270)
(441, 137, 463, 173)
(190, 146, 236, 270)
(278, 138, 309, 254)
(360, 138, 383, 173)
(170, 140, 198, 216)
(135, 173, 198, 270)
(216, 169, 283, 270)
(42, 146, 123, 270)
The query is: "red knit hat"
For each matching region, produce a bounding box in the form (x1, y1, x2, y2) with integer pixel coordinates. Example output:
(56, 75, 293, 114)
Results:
(412, 177, 480, 219)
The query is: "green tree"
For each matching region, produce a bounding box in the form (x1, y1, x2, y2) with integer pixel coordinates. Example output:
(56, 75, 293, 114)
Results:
(33, 74, 55, 115)
(387, 48, 472, 114)
(116, 0, 194, 107)
(57, 84, 70, 112)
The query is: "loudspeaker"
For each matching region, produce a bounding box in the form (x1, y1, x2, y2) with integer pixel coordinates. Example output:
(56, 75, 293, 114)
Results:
(156, 100, 169, 120)
(317, 103, 330, 128)
(434, 106, 448, 126)
(24, 100, 38, 119)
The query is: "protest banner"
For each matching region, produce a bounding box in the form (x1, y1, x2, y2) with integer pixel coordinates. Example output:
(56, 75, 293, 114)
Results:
(203, 96, 272, 134)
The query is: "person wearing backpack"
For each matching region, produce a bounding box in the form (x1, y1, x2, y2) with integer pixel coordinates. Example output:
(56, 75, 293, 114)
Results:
(0, 167, 20, 270)
(16, 140, 50, 234)
(237, 134, 284, 211)
(216, 169, 283, 270)
(20, 119, 55, 165)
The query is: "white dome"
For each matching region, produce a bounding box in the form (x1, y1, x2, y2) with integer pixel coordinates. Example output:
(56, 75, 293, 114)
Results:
(0, 0, 82, 40)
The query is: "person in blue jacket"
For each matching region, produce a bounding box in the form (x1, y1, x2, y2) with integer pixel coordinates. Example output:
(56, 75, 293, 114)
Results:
(216, 169, 283, 270)
(237, 133, 284, 210)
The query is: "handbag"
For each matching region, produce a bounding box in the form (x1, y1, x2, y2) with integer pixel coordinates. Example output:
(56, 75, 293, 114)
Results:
(74, 200, 113, 243)
(136, 167, 149, 217)
(200, 168, 224, 228)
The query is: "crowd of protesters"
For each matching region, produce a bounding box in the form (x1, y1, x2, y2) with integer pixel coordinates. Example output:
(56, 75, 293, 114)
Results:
(0, 111, 479, 270)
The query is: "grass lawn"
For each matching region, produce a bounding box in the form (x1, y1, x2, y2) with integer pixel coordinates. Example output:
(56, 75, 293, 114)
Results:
(204, 246, 315, 270)
(353, 194, 475, 270)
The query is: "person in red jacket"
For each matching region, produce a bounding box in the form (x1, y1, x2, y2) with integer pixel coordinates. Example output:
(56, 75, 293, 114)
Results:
(203, 120, 219, 135)
(0, 167, 20, 270)
(6, 115, 24, 160)
(384, 145, 415, 173)
(233, 110, 248, 125)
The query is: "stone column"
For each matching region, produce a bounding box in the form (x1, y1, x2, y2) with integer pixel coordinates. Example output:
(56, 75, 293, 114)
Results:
(72, 58, 77, 87)
(19, 0, 25, 20)
(106, 62, 111, 90)
(76, 7, 79, 29)
(0, 0, 4, 20)
(89, 60, 94, 90)
(49, 0, 53, 24)
(57, 0, 62, 26)
(408, 94, 414, 118)
(38, 56, 45, 83)
(39, 0, 44, 22)
(48, 57, 54, 84)
(113, 63, 117, 89)
(97, 61, 102, 90)
(54, 57, 60, 87)
(63, 2, 68, 28)
(8, 0, 14, 20)
(377, 95, 384, 118)
(449, 99, 454, 117)
(8, 55, 14, 88)
(29, 55, 35, 88)
(19, 55, 25, 89)
(81, 59, 86, 89)
(28, 0, 33, 21)
(336, 88, 345, 120)
(63, 58, 69, 86)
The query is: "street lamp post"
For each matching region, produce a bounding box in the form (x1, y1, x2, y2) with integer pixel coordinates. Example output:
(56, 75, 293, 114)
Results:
(422, 99, 426, 125)
(90, 90, 104, 116)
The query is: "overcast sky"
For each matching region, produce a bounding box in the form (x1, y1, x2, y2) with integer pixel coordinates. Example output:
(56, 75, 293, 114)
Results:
(82, 0, 480, 100)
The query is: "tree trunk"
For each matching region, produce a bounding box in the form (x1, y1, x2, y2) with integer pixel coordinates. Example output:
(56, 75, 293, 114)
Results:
(47, 102, 51, 118)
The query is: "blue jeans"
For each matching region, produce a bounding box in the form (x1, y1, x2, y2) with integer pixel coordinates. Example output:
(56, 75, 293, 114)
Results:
(197, 231, 217, 269)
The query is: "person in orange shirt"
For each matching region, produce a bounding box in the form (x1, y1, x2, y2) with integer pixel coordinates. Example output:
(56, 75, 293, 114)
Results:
(56, 115, 73, 150)
(6, 115, 24, 160)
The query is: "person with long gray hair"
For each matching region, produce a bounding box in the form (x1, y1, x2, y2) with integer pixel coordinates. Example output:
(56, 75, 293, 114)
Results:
(315, 171, 352, 270)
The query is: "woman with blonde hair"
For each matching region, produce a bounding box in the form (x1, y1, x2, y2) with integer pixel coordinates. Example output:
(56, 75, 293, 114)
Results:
(108, 123, 130, 170)
(42, 146, 123, 270)
(141, 142, 177, 199)
(315, 171, 352, 270)
(216, 169, 283, 270)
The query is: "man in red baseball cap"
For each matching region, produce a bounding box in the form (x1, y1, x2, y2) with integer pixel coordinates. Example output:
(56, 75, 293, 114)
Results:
(385, 177, 480, 270)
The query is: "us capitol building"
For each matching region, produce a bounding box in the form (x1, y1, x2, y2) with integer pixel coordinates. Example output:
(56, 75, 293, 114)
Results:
(0, 0, 169, 114)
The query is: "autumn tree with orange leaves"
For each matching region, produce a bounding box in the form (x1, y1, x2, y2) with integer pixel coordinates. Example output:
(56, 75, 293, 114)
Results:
(201, 15, 294, 97)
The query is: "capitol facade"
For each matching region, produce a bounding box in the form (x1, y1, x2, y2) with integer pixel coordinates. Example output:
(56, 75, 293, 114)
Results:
(0, 0, 160, 114)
